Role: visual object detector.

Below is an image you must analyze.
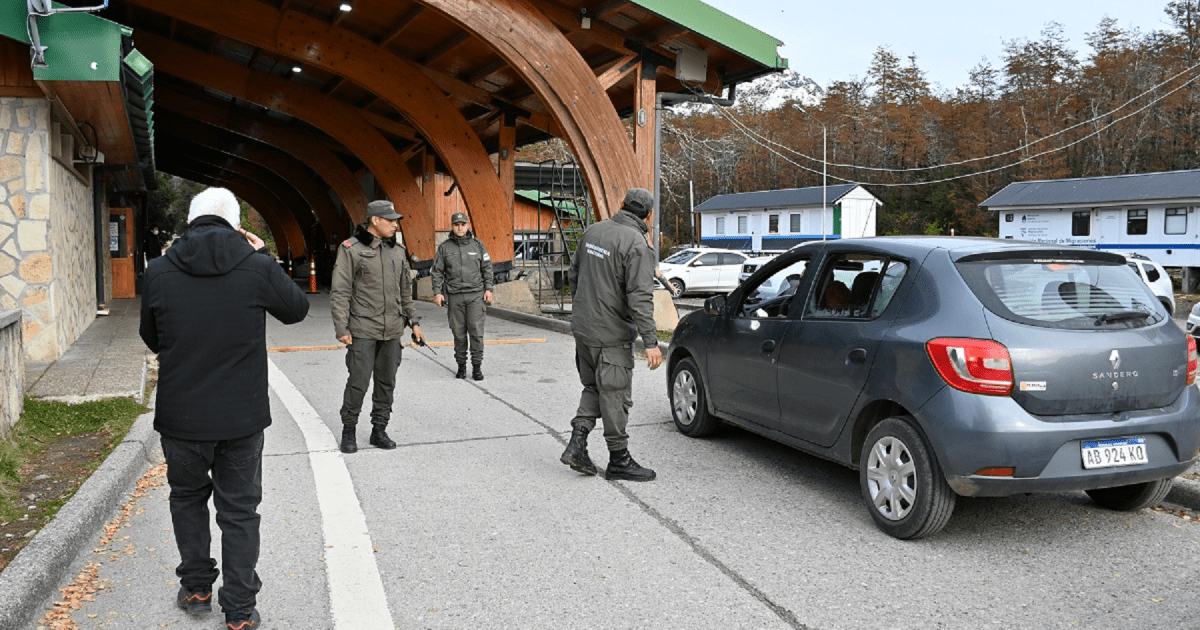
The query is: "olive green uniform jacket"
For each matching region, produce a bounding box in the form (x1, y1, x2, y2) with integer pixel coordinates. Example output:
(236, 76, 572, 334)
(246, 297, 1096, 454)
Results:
(431, 232, 494, 295)
(568, 209, 658, 350)
(330, 227, 420, 341)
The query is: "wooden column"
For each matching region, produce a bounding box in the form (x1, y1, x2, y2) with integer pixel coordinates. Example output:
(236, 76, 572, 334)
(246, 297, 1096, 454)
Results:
(634, 60, 658, 190)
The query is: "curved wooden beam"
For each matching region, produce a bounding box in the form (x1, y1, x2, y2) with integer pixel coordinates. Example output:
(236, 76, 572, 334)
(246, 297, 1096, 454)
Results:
(135, 32, 435, 258)
(125, 1, 514, 262)
(418, 0, 644, 216)
(159, 132, 322, 246)
(156, 86, 369, 224)
(159, 111, 351, 238)
(157, 158, 299, 259)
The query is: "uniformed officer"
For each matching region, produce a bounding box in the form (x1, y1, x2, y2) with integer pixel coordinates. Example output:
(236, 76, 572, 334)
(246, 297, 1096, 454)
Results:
(431, 212, 494, 380)
(559, 188, 663, 482)
(330, 200, 425, 454)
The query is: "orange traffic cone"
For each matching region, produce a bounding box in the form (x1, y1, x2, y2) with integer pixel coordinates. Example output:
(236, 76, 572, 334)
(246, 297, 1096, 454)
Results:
(308, 256, 318, 294)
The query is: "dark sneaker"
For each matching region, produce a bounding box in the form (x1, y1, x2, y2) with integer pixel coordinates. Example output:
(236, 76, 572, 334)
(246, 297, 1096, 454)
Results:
(225, 608, 261, 630)
(455, 363, 467, 379)
(370, 427, 397, 449)
(176, 585, 212, 616)
(606, 450, 656, 482)
(340, 427, 357, 454)
(472, 365, 484, 381)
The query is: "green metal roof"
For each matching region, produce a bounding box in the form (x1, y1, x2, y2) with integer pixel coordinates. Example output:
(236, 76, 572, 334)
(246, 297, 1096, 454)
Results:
(0, 1, 126, 82)
(630, 0, 787, 70)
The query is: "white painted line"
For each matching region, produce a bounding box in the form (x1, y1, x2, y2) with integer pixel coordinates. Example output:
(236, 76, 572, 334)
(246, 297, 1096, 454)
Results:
(268, 359, 394, 629)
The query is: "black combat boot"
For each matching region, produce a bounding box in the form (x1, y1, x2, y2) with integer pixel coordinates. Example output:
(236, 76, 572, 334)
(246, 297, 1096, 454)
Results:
(369, 425, 397, 449)
(455, 363, 467, 379)
(605, 449, 656, 482)
(559, 425, 598, 476)
(472, 364, 484, 381)
(340, 426, 357, 454)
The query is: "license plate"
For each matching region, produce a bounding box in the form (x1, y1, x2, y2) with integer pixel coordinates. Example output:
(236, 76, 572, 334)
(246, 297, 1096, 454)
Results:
(1081, 437, 1148, 470)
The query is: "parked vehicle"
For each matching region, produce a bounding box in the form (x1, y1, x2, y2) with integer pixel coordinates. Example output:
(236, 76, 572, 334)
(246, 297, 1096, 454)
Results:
(666, 237, 1200, 539)
(738, 254, 779, 284)
(1123, 253, 1175, 316)
(1187, 301, 1200, 338)
(659, 248, 749, 295)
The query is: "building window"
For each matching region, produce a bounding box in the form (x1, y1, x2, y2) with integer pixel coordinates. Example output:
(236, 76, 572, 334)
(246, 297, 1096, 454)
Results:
(768, 214, 779, 234)
(737, 215, 748, 234)
(1071, 211, 1090, 236)
(1166, 208, 1187, 235)
(790, 213, 803, 233)
(1127, 209, 1148, 235)
(715, 217, 725, 235)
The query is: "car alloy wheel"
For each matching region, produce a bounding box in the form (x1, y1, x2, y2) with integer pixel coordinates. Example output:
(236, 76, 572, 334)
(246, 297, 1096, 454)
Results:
(669, 278, 685, 296)
(859, 416, 956, 539)
(669, 358, 719, 437)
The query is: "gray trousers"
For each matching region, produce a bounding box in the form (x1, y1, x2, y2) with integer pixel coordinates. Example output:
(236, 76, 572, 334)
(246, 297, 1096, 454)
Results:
(340, 337, 402, 427)
(571, 340, 635, 452)
(446, 290, 486, 365)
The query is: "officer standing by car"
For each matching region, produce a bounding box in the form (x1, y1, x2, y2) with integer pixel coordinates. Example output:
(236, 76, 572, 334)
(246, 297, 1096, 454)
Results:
(330, 200, 425, 454)
(431, 212, 494, 380)
(559, 187, 663, 482)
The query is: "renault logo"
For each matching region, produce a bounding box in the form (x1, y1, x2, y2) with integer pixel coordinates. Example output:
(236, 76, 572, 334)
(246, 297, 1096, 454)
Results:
(1110, 350, 1121, 371)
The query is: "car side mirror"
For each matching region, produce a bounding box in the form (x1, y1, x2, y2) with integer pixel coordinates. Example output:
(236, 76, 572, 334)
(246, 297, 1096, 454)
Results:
(691, 260, 705, 267)
(704, 294, 726, 316)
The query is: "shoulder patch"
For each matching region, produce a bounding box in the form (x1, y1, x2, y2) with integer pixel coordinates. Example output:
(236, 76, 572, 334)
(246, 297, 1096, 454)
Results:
(341, 239, 355, 248)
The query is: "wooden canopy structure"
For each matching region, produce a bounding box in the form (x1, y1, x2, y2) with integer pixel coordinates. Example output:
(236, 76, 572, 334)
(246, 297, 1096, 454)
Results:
(104, 0, 786, 268)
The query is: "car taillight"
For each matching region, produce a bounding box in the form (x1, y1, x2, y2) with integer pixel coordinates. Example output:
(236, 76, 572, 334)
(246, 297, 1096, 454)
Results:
(1187, 336, 1197, 386)
(926, 338, 1013, 396)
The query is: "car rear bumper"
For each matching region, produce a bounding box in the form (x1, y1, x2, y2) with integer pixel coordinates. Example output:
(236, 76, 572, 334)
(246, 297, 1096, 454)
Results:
(917, 385, 1200, 498)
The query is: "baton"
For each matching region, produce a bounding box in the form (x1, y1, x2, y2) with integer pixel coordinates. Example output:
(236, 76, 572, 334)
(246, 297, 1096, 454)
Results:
(411, 333, 437, 354)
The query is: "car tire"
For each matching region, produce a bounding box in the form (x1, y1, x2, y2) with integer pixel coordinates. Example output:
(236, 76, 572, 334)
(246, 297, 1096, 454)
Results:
(669, 278, 686, 296)
(859, 416, 957, 539)
(1085, 478, 1173, 511)
(669, 358, 720, 437)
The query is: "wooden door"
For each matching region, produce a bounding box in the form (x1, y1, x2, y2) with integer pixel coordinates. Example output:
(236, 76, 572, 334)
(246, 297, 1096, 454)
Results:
(110, 208, 136, 298)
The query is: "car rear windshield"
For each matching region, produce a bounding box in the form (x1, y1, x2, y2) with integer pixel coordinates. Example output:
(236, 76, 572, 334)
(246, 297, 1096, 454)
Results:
(956, 255, 1166, 329)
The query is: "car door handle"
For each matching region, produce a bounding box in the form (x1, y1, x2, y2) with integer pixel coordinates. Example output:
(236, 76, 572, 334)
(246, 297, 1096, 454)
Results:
(761, 340, 776, 353)
(847, 348, 867, 363)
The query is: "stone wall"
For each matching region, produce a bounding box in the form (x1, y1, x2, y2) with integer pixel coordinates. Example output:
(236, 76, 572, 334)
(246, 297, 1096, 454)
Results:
(0, 309, 22, 437)
(0, 97, 98, 361)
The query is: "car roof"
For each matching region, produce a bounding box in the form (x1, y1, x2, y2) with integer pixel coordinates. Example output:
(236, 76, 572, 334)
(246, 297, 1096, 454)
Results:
(787, 236, 1123, 261)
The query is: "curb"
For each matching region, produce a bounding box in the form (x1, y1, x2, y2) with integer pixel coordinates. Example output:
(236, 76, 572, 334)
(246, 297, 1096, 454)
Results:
(486, 305, 572, 336)
(1165, 474, 1200, 512)
(0, 410, 161, 630)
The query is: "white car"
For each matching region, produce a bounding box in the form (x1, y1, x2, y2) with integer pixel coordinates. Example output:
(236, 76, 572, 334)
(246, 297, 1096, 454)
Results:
(1123, 253, 1175, 316)
(659, 248, 749, 295)
(737, 254, 779, 284)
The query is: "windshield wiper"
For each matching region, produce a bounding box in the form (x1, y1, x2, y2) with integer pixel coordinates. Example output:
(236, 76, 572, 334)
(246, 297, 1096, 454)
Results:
(1094, 310, 1150, 325)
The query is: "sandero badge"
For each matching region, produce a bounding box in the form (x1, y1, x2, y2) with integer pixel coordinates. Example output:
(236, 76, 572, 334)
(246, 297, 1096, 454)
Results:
(666, 237, 1200, 539)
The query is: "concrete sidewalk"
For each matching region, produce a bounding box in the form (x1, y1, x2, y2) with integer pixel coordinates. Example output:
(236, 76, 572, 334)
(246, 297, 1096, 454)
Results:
(1, 292, 1199, 629)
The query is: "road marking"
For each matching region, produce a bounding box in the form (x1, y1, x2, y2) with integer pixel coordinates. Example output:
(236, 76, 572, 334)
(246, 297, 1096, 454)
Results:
(267, 359, 393, 629)
(269, 338, 546, 352)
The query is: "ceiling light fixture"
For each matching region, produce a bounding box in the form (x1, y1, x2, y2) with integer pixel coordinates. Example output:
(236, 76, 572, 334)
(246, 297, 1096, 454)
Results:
(339, 1, 352, 11)
(292, 64, 302, 73)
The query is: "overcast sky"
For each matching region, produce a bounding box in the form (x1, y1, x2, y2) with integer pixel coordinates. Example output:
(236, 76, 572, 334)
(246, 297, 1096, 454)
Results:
(701, 0, 1177, 90)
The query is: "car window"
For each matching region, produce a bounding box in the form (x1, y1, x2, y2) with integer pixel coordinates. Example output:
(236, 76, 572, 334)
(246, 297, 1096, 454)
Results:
(805, 254, 889, 319)
(719, 253, 747, 266)
(871, 260, 908, 317)
(957, 256, 1166, 329)
(737, 258, 810, 319)
(663, 250, 696, 265)
(1142, 263, 1161, 283)
(693, 253, 721, 266)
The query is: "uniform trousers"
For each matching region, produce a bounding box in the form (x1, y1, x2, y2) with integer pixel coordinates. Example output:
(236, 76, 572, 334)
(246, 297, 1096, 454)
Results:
(446, 290, 486, 366)
(160, 431, 264, 613)
(340, 337, 402, 427)
(571, 340, 635, 451)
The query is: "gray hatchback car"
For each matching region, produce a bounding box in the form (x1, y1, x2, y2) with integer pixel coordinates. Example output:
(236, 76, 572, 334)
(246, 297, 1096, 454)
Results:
(666, 237, 1200, 539)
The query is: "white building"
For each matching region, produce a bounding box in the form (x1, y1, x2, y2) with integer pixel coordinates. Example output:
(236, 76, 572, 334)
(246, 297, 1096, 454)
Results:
(983, 170, 1200, 284)
(692, 184, 879, 252)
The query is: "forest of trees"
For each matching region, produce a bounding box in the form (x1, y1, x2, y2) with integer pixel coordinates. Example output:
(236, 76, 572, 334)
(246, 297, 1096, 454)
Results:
(576, 1, 1200, 250)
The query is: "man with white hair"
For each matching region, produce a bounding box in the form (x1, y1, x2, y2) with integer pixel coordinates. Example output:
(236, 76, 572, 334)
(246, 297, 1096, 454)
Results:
(141, 187, 309, 629)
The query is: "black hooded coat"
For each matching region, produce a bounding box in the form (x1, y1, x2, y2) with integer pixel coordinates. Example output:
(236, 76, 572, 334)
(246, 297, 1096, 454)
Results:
(140, 215, 310, 441)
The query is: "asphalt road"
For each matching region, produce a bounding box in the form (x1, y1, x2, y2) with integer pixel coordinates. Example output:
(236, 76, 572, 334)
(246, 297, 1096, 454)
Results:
(41, 296, 1200, 629)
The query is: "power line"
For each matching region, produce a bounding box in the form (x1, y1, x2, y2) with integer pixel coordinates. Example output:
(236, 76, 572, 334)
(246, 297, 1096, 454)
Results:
(679, 65, 1200, 188)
